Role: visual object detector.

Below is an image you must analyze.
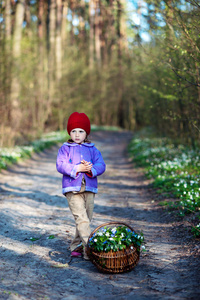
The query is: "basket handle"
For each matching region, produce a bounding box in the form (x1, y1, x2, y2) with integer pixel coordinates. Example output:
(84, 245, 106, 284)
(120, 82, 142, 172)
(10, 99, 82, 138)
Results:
(88, 221, 135, 241)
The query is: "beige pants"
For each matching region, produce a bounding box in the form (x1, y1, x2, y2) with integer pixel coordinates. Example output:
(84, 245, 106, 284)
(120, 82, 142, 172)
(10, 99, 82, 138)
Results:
(65, 182, 95, 258)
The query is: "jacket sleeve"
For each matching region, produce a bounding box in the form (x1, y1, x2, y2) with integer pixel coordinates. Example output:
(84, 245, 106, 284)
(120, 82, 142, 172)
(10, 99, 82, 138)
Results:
(87, 146, 106, 178)
(56, 145, 78, 178)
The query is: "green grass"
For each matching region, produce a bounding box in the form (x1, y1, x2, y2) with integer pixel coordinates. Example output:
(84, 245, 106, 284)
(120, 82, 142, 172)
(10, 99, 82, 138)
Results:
(0, 131, 69, 171)
(128, 135, 200, 236)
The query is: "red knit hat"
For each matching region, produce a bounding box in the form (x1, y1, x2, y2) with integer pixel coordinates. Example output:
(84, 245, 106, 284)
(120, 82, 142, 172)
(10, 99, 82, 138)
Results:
(67, 112, 91, 135)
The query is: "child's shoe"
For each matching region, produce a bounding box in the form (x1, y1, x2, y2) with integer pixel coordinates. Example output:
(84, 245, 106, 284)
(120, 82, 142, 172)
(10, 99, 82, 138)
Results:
(71, 251, 82, 257)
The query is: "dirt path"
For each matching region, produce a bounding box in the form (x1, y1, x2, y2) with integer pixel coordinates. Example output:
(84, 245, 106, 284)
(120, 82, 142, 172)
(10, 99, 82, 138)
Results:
(0, 131, 199, 300)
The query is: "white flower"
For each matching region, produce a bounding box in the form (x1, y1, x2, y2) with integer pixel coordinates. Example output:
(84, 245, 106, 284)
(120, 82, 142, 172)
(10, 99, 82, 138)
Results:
(94, 239, 97, 242)
(111, 227, 117, 234)
(141, 245, 146, 250)
(109, 237, 114, 241)
(130, 246, 133, 249)
(105, 232, 110, 237)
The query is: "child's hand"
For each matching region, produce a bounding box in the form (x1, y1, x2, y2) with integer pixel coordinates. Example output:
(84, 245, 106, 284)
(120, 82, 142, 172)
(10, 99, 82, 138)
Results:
(77, 160, 93, 173)
(81, 159, 92, 166)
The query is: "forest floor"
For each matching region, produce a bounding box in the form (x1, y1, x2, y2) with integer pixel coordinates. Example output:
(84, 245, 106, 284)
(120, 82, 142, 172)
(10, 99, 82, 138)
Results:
(0, 131, 200, 300)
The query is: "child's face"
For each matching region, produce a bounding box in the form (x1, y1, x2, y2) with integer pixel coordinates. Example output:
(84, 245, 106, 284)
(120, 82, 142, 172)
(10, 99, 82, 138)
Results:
(70, 128, 87, 144)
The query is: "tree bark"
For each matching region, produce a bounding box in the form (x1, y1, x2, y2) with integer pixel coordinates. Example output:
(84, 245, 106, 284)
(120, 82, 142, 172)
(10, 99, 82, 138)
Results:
(61, 0, 68, 49)
(47, 0, 56, 117)
(94, 0, 101, 67)
(4, 0, 12, 100)
(5, 0, 12, 43)
(36, 0, 48, 133)
(10, 0, 25, 129)
(25, 0, 32, 38)
(89, 0, 95, 68)
(55, 0, 62, 81)
(107, 0, 115, 60)
(116, 0, 124, 128)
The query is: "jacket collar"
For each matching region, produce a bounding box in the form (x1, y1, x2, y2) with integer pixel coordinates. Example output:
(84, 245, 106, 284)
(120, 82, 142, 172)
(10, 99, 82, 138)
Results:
(63, 142, 94, 147)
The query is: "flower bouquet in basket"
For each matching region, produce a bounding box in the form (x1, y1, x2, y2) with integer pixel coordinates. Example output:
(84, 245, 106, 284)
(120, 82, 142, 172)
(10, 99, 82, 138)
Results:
(87, 222, 145, 274)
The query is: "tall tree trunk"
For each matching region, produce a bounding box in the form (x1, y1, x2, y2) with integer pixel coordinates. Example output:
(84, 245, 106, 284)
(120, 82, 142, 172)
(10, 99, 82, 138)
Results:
(47, 0, 56, 117)
(55, 0, 62, 81)
(107, 0, 115, 61)
(5, 0, 12, 44)
(70, 9, 75, 45)
(89, 0, 95, 68)
(10, 0, 25, 129)
(25, 0, 32, 38)
(61, 0, 68, 49)
(116, 0, 124, 128)
(4, 0, 12, 111)
(78, 0, 86, 47)
(94, 0, 101, 67)
(99, 1, 108, 65)
(36, 0, 48, 133)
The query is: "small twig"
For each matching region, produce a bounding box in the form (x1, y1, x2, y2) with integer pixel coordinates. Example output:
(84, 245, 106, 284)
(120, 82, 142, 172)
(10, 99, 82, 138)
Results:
(171, 68, 200, 87)
(191, 122, 200, 133)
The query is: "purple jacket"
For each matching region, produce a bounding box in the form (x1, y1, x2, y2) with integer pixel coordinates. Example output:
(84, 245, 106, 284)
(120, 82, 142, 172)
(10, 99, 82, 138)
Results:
(56, 142, 106, 194)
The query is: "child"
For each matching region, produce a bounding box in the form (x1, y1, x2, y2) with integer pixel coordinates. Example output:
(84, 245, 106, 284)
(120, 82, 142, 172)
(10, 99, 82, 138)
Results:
(56, 112, 106, 260)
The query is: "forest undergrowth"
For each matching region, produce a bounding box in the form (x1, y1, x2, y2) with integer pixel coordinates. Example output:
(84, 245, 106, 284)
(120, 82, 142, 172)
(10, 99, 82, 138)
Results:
(128, 130, 200, 238)
(0, 131, 69, 171)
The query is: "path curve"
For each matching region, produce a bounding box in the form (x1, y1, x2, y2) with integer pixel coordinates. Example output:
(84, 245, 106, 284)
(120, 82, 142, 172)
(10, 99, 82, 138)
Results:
(0, 131, 199, 300)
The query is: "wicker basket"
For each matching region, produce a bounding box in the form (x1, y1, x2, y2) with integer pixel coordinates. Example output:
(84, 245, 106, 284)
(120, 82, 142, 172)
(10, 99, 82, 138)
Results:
(87, 222, 140, 273)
